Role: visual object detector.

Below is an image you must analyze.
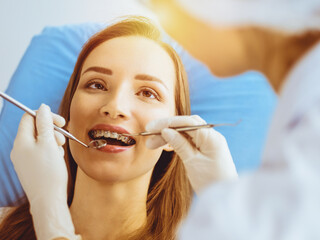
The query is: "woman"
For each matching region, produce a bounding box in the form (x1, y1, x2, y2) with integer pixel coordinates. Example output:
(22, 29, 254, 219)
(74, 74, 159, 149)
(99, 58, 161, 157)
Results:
(0, 17, 237, 240)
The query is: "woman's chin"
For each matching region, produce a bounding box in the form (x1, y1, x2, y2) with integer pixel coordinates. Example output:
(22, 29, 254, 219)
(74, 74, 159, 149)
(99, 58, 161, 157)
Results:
(76, 162, 154, 187)
(77, 164, 131, 183)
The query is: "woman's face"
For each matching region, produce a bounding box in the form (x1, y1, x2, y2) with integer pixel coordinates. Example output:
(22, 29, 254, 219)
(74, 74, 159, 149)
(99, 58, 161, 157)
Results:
(68, 36, 176, 183)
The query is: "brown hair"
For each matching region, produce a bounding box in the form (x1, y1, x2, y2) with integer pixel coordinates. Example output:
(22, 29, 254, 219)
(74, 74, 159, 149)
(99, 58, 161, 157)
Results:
(0, 16, 192, 240)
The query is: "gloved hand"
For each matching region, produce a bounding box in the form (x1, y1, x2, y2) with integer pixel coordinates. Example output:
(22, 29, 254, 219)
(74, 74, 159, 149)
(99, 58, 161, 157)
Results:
(146, 115, 238, 193)
(11, 104, 81, 240)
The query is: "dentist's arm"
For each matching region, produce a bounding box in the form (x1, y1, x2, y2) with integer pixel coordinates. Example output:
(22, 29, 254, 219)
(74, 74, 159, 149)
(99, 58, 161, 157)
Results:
(146, 115, 238, 193)
(11, 104, 81, 240)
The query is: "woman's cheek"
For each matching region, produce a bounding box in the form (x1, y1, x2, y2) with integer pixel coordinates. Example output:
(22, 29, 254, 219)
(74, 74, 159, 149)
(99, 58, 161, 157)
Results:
(69, 96, 91, 131)
(71, 93, 98, 118)
(145, 101, 175, 117)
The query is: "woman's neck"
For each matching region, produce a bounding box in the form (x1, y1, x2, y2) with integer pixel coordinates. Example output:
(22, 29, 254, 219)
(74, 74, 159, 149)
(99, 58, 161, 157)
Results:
(69, 169, 151, 240)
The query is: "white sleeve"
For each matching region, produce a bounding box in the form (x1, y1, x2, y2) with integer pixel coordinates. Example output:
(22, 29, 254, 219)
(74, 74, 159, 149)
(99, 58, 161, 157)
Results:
(179, 63, 320, 239)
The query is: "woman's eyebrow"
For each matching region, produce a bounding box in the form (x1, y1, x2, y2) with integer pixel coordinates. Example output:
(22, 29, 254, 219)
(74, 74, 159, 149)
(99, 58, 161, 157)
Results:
(135, 74, 168, 90)
(82, 66, 113, 75)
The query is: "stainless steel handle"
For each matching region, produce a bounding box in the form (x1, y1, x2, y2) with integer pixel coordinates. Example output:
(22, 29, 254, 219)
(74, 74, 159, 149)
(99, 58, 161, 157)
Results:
(0, 91, 89, 148)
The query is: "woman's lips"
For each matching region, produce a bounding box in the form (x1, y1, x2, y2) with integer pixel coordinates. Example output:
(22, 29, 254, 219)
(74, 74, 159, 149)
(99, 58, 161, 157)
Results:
(95, 143, 133, 153)
(90, 124, 132, 135)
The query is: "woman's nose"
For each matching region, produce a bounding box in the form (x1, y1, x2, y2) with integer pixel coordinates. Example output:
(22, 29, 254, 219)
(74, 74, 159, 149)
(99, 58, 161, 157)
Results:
(99, 91, 131, 120)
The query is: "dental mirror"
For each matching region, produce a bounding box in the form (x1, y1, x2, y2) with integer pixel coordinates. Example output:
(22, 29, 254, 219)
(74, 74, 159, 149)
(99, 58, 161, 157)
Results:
(88, 139, 107, 149)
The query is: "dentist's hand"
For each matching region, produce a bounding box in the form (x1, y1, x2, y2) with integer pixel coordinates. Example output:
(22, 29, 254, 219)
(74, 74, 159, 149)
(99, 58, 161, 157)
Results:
(11, 104, 80, 240)
(11, 104, 67, 204)
(146, 115, 238, 193)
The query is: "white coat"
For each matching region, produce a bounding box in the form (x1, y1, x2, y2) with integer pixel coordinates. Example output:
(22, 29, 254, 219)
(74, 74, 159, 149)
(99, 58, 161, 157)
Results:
(179, 33, 320, 240)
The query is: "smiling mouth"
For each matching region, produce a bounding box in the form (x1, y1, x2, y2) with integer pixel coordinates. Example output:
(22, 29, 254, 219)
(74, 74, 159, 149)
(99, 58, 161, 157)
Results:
(88, 130, 136, 146)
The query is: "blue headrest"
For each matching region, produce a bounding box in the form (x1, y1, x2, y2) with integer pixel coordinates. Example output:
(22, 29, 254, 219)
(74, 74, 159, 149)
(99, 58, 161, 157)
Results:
(0, 22, 277, 206)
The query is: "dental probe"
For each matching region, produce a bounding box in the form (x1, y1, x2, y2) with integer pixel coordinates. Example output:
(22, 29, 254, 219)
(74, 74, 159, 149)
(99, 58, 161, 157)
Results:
(0, 91, 106, 149)
(122, 120, 242, 137)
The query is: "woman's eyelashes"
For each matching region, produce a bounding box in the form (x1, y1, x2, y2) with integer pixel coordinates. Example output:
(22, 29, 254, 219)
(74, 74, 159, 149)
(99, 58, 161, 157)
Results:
(85, 79, 108, 91)
(84, 79, 162, 101)
(136, 87, 161, 101)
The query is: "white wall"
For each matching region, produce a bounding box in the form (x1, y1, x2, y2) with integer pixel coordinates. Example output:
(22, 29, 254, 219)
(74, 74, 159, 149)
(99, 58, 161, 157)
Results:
(0, 0, 156, 110)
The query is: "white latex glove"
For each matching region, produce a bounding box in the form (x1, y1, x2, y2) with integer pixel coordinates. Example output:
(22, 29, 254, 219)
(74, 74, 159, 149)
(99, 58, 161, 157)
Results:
(146, 115, 238, 193)
(11, 104, 81, 240)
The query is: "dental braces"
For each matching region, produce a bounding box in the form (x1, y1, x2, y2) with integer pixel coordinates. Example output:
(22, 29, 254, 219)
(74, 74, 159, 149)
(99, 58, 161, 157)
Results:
(90, 130, 135, 145)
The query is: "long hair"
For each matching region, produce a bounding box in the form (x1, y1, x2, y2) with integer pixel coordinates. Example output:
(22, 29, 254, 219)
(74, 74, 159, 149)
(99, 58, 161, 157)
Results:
(0, 17, 192, 240)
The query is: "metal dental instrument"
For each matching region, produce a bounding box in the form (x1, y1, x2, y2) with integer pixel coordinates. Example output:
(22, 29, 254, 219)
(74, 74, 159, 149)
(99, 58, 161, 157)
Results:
(0, 91, 106, 149)
(122, 120, 242, 137)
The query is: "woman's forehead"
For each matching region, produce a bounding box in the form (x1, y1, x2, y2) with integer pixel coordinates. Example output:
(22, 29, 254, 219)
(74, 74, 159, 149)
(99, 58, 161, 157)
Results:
(82, 37, 174, 73)
(80, 36, 177, 88)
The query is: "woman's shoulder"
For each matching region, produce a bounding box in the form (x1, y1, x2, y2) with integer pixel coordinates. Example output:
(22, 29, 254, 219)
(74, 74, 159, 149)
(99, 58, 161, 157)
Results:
(0, 207, 14, 222)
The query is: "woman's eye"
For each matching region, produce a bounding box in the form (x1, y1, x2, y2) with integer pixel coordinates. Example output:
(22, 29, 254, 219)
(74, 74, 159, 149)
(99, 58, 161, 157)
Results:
(86, 81, 107, 91)
(138, 88, 159, 100)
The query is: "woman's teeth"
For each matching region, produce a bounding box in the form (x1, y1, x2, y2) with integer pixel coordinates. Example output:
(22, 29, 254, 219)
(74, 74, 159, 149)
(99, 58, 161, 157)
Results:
(89, 130, 136, 145)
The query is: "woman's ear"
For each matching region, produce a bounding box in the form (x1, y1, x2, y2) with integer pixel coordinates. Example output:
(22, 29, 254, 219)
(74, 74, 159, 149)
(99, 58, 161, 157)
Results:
(163, 143, 174, 152)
